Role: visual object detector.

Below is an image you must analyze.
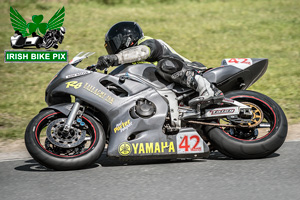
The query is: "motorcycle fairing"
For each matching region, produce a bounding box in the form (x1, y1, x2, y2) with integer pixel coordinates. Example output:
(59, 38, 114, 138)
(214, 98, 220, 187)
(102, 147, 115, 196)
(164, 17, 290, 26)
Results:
(47, 64, 209, 159)
(45, 63, 209, 159)
(44, 58, 267, 160)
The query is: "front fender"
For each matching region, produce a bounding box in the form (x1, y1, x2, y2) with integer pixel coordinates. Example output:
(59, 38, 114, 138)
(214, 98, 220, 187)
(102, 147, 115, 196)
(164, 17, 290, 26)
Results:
(40, 103, 105, 128)
(40, 103, 73, 116)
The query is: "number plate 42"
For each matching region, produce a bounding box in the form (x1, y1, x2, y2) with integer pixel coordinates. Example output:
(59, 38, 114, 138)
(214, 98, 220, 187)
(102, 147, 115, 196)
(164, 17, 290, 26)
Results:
(224, 58, 253, 70)
(176, 131, 204, 154)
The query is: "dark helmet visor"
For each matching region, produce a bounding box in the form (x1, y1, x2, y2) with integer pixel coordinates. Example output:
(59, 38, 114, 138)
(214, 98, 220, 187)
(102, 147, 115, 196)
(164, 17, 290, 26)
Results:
(105, 34, 123, 54)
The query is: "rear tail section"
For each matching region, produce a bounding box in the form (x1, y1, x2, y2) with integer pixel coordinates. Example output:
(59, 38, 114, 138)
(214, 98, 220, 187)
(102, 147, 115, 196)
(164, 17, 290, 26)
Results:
(203, 58, 268, 93)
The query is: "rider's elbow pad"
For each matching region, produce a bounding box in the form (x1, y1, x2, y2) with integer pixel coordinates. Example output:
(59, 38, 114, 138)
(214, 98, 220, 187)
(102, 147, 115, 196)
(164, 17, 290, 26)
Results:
(116, 45, 150, 64)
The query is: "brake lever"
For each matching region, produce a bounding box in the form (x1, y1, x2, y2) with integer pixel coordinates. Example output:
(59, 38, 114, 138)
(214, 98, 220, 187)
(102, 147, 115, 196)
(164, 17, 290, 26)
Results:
(86, 64, 97, 72)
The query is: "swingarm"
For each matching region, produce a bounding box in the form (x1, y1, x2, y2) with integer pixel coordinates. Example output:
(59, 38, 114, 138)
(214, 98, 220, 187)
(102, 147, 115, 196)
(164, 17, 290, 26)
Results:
(180, 98, 252, 121)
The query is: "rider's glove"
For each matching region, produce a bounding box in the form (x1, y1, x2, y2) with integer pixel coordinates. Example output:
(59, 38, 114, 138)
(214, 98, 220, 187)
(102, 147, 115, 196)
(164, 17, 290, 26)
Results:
(86, 65, 97, 72)
(96, 55, 118, 70)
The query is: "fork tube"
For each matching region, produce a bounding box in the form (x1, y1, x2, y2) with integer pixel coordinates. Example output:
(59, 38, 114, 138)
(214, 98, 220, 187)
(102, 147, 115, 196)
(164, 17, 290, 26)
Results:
(63, 99, 82, 132)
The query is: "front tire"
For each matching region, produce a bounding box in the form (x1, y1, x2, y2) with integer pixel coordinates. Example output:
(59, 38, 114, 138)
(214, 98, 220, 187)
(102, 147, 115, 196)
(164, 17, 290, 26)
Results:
(205, 90, 288, 159)
(25, 109, 106, 170)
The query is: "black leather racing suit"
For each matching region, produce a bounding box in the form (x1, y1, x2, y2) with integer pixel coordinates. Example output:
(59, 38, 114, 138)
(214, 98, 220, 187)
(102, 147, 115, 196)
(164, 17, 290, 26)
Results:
(136, 36, 207, 92)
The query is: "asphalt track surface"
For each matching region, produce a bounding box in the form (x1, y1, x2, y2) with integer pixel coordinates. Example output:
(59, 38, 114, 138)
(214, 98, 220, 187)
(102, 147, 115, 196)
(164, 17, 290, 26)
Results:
(0, 141, 299, 200)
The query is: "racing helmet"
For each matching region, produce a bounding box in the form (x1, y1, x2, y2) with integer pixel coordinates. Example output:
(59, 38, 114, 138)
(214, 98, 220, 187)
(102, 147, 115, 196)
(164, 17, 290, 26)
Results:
(104, 21, 144, 54)
(59, 27, 66, 35)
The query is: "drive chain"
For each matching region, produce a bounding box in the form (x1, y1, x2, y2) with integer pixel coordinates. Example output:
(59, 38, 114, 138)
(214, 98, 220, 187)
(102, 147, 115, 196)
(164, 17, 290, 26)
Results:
(187, 120, 254, 128)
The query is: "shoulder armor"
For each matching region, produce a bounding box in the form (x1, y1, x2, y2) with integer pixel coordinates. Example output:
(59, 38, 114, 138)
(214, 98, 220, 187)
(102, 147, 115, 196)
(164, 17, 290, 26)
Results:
(138, 36, 153, 45)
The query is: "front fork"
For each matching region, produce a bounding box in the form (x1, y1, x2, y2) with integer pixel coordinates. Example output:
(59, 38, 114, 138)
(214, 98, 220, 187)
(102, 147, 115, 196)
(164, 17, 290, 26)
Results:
(63, 98, 84, 132)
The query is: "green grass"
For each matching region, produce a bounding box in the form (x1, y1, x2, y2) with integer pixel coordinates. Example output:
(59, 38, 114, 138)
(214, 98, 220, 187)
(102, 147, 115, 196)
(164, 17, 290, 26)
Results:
(0, 0, 299, 139)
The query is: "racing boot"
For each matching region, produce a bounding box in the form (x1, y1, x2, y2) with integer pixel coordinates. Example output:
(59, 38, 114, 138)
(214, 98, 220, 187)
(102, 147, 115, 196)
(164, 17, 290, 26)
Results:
(188, 75, 224, 109)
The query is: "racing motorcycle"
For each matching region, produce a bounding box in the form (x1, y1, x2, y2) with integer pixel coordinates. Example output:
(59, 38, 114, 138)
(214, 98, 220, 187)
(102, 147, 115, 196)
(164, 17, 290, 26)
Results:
(25, 52, 288, 170)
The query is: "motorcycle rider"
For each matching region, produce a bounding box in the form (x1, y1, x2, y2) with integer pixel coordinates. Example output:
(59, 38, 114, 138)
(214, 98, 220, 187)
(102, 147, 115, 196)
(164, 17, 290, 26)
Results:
(96, 21, 224, 108)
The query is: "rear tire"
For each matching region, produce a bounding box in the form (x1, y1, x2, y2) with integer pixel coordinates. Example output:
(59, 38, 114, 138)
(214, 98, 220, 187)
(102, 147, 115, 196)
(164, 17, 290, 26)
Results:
(205, 90, 288, 159)
(25, 109, 106, 170)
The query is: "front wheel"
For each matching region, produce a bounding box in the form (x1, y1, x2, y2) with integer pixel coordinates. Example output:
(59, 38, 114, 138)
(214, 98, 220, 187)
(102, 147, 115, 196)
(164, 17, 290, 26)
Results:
(25, 109, 106, 170)
(205, 90, 288, 159)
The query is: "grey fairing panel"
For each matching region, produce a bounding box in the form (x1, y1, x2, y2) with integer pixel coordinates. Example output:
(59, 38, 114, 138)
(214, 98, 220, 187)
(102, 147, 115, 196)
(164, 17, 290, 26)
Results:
(46, 64, 152, 115)
(107, 90, 169, 156)
(110, 63, 193, 93)
(203, 65, 241, 84)
(99, 75, 149, 96)
(110, 63, 171, 89)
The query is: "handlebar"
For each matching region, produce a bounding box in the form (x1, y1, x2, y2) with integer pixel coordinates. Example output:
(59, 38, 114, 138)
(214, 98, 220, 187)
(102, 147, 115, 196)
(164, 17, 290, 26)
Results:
(85, 65, 108, 74)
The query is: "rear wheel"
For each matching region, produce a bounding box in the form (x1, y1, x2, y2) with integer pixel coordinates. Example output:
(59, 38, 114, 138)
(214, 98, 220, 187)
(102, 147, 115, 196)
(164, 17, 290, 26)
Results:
(205, 90, 288, 159)
(25, 109, 105, 170)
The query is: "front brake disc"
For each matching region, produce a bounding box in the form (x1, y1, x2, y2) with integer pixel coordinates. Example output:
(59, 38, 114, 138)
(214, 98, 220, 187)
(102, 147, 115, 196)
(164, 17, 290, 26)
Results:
(46, 118, 86, 148)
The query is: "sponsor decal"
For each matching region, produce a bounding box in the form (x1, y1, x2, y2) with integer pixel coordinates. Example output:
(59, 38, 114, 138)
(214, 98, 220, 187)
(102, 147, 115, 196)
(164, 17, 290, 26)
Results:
(118, 142, 132, 156)
(118, 142, 176, 156)
(132, 142, 175, 154)
(210, 108, 235, 115)
(65, 81, 82, 89)
(65, 81, 114, 104)
(83, 82, 114, 104)
(65, 71, 92, 79)
(114, 119, 132, 133)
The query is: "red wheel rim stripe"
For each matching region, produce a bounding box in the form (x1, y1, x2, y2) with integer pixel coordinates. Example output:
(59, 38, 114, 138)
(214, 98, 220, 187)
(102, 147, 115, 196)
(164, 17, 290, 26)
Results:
(220, 95, 277, 141)
(35, 112, 97, 158)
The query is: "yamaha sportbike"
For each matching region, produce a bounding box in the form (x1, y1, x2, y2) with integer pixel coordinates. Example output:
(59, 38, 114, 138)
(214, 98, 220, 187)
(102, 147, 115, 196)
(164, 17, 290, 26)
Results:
(25, 52, 288, 170)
